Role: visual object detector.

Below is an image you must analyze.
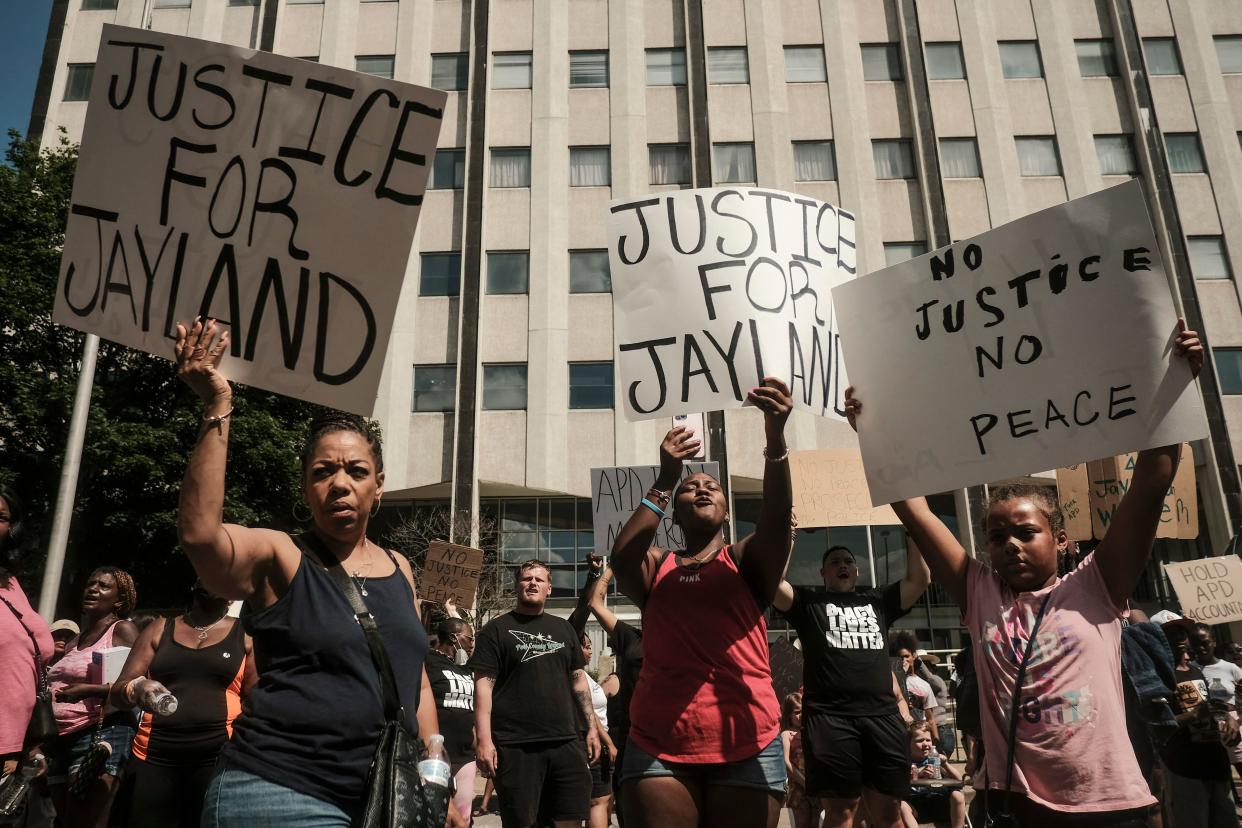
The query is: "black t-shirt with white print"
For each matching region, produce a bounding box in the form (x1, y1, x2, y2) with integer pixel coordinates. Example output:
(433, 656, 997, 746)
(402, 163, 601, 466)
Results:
(426, 649, 475, 767)
(781, 581, 910, 717)
(469, 610, 587, 745)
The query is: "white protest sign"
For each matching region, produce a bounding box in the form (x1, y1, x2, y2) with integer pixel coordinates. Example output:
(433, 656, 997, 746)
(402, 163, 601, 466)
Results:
(590, 462, 719, 557)
(608, 188, 856, 421)
(53, 26, 446, 414)
(831, 180, 1209, 505)
(1163, 556, 1242, 625)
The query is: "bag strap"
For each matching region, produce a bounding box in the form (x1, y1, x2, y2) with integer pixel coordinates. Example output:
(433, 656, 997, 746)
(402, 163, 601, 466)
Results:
(294, 533, 405, 723)
(992, 593, 1052, 821)
(0, 593, 48, 686)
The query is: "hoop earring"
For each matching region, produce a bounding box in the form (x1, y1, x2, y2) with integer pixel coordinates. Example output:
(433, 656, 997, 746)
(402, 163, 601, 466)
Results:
(370, 499, 382, 518)
(292, 501, 312, 523)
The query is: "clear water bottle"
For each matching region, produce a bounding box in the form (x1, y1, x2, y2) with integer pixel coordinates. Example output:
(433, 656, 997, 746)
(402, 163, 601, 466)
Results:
(928, 753, 942, 780)
(0, 755, 41, 817)
(140, 687, 178, 716)
(418, 734, 451, 788)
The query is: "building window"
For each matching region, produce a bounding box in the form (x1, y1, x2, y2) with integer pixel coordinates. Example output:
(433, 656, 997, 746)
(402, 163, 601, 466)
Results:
(154, 0, 192, 7)
(570, 250, 611, 293)
(420, 253, 461, 296)
(569, 362, 614, 409)
(570, 51, 609, 88)
(483, 364, 528, 410)
(413, 365, 456, 412)
(285, 0, 322, 4)
(1095, 135, 1137, 175)
(227, 0, 259, 5)
(485, 497, 598, 597)
(793, 141, 836, 181)
(939, 138, 981, 178)
(63, 64, 94, 102)
(1215, 350, 1242, 393)
(707, 47, 749, 84)
(646, 49, 687, 86)
(785, 46, 826, 83)
(649, 143, 692, 185)
(356, 55, 394, 79)
(570, 147, 611, 187)
(884, 242, 928, 266)
(1187, 236, 1232, 279)
(431, 53, 469, 91)
(493, 52, 533, 89)
(872, 140, 915, 179)
(487, 251, 529, 295)
(1165, 133, 1205, 173)
(431, 148, 465, 190)
(1015, 137, 1061, 176)
(82, 0, 119, 9)
(1076, 39, 1118, 77)
(713, 143, 756, 184)
(861, 44, 903, 81)
(491, 148, 531, 187)
(925, 43, 965, 80)
(1218, 36, 1242, 73)
(1143, 38, 1182, 75)
(999, 41, 1043, 78)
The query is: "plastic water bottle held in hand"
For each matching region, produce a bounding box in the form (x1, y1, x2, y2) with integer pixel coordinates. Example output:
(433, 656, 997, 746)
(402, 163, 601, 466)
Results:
(138, 682, 179, 716)
(418, 734, 452, 788)
(928, 753, 942, 780)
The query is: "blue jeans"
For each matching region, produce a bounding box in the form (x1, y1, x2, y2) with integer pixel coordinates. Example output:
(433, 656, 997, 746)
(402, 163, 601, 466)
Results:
(201, 764, 351, 827)
(619, 734, 787, 795)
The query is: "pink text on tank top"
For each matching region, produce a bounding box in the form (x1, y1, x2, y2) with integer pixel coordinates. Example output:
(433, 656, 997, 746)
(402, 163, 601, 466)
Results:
(48, 620, 120, 735)
(628, 547, 781, 763)
(966, 554, 1155, 813)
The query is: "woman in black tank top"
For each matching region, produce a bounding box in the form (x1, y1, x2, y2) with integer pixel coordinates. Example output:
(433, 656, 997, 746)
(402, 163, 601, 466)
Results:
(109, 580, 255, 827)
(170, 319, 446, 827)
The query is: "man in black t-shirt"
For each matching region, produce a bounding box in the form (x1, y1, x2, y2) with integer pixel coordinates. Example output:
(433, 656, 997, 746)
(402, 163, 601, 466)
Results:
(773, 543, 930, 828)
(471, 560, 600, 828)
(427, 616, 477, 826)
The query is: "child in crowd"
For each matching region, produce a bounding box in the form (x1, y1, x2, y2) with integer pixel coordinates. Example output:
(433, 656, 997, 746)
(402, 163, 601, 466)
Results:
(780, 693, 816, 828)
(900, 721, 964, 828)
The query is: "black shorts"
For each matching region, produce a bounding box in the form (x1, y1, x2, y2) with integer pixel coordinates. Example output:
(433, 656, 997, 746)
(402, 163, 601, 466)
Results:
(589, 747, 612, 799)
(495, 739, 591, 827)
(803, 711, 909, 799)
(908, 790, 954, 824)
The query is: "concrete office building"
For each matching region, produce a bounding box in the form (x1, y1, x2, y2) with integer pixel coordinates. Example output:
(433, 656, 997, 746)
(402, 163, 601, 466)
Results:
(31, 0, 1242, 647)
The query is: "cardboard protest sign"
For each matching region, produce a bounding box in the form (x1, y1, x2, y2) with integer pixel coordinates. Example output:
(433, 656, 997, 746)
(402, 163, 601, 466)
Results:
(1082, 447, 1197, 540)
(53, 26, 446, 414)
(1163, 556, 1242, 625)
(590, 462, 719, 557)
(831, 181, 1209, 505)
(608, 188, 856, 421)
(1055, 463, 1093, 541)
(789, 449, 898, 527)
(422, 540, 485, 609)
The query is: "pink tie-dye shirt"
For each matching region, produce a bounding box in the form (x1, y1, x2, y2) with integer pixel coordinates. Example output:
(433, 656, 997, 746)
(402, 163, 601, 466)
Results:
(965, 553, 1155, 813)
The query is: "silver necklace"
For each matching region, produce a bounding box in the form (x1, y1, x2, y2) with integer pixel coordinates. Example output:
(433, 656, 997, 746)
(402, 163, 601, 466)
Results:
(185, 613, 227, 642)
(351, 540, 375, 596)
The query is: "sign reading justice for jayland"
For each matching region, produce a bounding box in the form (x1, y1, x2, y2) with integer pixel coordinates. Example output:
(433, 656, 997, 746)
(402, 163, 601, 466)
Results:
(608, 188, 856, 422)
(53, 26, 446, 414)
(832, 181, 1209, 505)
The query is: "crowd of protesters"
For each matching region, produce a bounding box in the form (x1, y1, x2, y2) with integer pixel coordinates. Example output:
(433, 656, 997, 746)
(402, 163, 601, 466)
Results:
(1, 317, 1240, 828)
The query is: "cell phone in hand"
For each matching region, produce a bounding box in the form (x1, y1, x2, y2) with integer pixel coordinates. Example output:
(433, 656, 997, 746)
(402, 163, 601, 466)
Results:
(672, 413, 706, 459)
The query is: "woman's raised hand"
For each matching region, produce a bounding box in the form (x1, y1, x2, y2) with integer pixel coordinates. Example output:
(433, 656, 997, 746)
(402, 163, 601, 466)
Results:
(175, 318, 232, 403)
(748, 377, 793, 435)
(843, 385, 861, 433)
(1174, 318, 1204, 378)
(660, 426, 702, 474)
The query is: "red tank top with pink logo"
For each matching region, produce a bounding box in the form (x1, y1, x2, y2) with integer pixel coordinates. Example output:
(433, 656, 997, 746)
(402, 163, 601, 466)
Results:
(628, 546, 781, 763)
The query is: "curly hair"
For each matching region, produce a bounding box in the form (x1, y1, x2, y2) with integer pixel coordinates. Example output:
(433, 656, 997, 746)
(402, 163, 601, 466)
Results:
(983, 484, 1065, 535)
(91, 567, 137, 619)
(300, 412, 384, 474)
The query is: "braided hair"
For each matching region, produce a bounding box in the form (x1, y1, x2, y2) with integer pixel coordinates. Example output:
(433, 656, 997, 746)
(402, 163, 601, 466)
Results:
(91, 566, 137, 619)
(0, 485, 25, 588)
(300, 412, 384, 474)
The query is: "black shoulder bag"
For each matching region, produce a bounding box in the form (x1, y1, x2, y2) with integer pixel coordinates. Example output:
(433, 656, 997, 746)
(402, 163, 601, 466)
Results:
(0, 593, 57, 746)
(295, 534, 448, 828)
(984, 594, 1051, 828)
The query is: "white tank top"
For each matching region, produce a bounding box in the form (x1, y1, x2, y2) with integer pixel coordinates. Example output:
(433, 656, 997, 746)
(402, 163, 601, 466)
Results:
(587, 673, 608, 730)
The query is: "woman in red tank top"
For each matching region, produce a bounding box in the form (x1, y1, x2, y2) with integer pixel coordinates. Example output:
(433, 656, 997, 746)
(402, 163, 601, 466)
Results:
(612, 378, 795, 828)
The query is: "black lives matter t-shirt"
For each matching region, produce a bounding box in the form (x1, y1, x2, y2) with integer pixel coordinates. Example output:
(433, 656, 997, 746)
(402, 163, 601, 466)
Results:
(469, 610, 586, 745)
(425, 649, 475, 767)
(781, 582, 910, 717)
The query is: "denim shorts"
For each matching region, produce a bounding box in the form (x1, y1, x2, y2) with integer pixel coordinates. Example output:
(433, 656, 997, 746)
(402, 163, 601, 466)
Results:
(45, 714, 135, 784)
(202, 763, 352, 827)
(618, 734, 787, 795)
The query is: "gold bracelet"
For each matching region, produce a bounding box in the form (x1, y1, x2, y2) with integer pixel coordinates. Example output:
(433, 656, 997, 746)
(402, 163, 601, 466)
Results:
(202, 406, 234, 431)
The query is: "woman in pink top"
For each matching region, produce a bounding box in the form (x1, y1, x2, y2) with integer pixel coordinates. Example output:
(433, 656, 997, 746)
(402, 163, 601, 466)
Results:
(844, 322, 1203, 826)
(612, 377, 794, 828)
(45, 566, 139, 828)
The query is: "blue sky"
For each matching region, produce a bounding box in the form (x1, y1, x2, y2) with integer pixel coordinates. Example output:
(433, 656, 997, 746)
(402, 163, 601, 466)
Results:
(1, 0, 55, 137)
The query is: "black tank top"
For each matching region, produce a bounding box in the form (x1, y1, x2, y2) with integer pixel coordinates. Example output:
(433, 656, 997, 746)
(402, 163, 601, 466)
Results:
(133, 616, 246, 766)
(222, 544, 428, 813)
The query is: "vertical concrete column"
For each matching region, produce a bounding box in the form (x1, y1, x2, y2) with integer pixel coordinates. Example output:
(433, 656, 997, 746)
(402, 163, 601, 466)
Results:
(742, 0, 791, 188)
(187, 0, 225, 40)
(1032, 0, 1103, 200)
(318, 0, 358, 69)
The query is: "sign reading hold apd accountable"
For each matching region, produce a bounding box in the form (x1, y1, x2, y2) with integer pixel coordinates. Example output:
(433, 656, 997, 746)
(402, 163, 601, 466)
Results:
(831, 180, 1209, 505)
(53, 25, 447, 414)
(422, 541, 485, 610)
(590, 462, 719, 558)
(789, 449, 898, 527)
(1163, 556, 1242, 626)
(608, 188, 857, 422)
